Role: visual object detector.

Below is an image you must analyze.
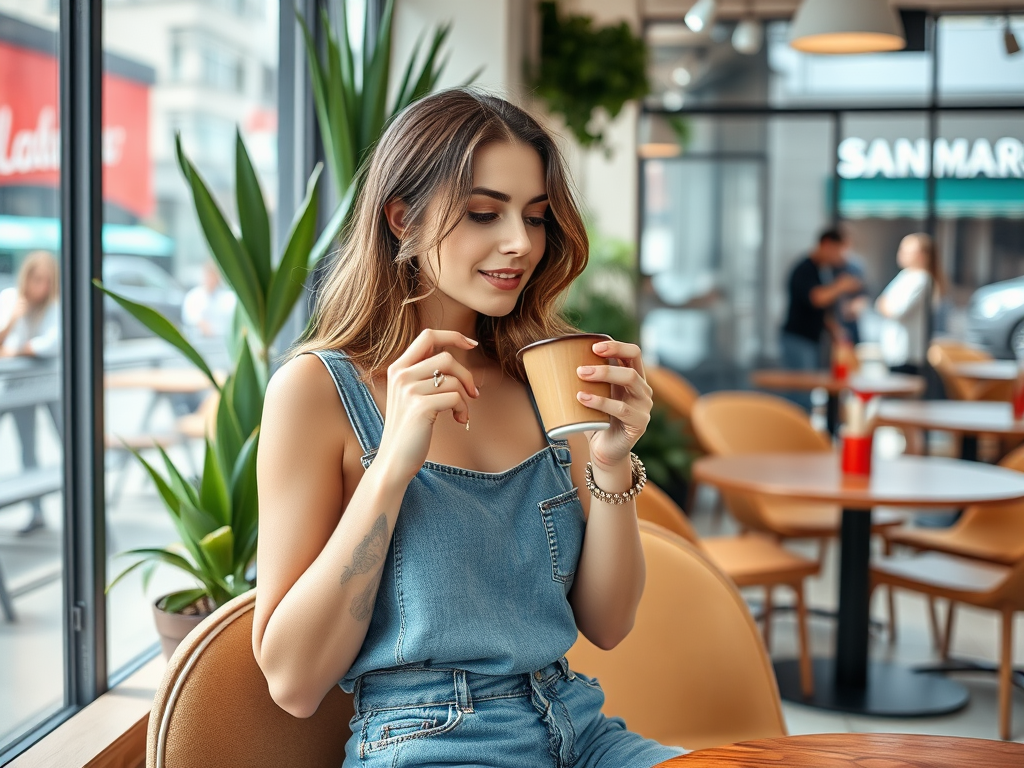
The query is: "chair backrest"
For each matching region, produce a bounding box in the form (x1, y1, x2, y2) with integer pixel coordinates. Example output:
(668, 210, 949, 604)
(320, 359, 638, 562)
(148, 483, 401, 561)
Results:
(147, 590, 351, 768)
(955, 442, 1024, 563)
(927, 342, 1011, 401)
(647, 366, 701, 422)
(566, 521, 787, 752)
(636, 482, 701, 546)
(691, 391, 831, 456)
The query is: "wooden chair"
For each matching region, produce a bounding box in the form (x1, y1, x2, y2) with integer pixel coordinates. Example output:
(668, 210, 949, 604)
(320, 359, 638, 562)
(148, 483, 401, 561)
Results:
(871, 553, 1024, 740)
(637, 483, 817, 697)
(690, 391, 904, 545)
(567, 521, 787, 752)
(147, 590, 351, 768)
(645, 366, 707, 515)
(928, 340, 1013, 402)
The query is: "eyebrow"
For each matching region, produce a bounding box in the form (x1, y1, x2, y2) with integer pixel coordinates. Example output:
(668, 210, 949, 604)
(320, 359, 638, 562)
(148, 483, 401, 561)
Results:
(471, 187, 549, 205)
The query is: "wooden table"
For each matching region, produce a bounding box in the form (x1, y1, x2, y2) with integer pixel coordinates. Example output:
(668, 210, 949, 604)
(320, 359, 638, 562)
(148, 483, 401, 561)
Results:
(691, 452, 1024, 717)
(950, 360, 1018, 383)
(751, 370, 924, 433)
(105, 367, 220, 431)
(875, 399, 1024, 461)
(656, 733, 1024, 767)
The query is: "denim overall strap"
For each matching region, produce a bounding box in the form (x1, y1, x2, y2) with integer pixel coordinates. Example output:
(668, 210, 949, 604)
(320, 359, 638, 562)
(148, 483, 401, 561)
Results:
(310, 350, 384, 454)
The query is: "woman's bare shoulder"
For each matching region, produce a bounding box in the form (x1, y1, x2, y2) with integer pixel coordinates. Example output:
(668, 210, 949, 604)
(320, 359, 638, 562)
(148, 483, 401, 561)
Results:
(264, 352, 346, 433)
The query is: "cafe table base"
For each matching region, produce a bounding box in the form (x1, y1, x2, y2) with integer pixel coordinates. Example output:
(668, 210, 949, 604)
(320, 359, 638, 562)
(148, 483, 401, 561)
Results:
(773, 657, 969, 716)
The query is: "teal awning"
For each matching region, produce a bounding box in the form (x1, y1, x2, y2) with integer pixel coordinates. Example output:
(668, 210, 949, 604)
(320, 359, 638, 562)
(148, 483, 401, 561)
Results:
(836, 178, 1024, 219)
(0, 215, 174, 257)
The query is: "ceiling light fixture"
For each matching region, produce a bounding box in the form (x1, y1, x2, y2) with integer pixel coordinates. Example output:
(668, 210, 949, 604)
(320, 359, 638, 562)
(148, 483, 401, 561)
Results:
(1006, 16, 1021, 55)
(789, 0, 906, 54)
(684, 0, 716, 34)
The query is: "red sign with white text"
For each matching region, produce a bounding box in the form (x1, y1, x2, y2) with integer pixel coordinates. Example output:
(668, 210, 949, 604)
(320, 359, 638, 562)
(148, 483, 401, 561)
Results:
(0, 41, 152, 218)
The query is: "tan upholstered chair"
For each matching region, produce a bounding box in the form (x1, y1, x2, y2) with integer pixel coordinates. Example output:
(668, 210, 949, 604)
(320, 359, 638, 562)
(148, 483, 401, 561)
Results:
(690, 391, 903, 544)
(871, 553, 1024, 740)
(636, 483, 817, 697)
(928, 340, 1013, 402)
(645, 366, 705, 513)
(567, 521, 787, 752)
(147, 590, 351, 768)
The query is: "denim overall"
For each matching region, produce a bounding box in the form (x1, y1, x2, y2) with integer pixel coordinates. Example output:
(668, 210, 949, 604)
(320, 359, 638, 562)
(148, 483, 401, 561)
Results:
(312, 350, 685, 768)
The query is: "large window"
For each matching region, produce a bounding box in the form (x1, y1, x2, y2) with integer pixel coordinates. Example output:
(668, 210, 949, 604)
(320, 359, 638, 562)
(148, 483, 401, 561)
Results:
(0, 4, 67, 751)
(641, 13, 1024, 388)
(102, 0, 277, 678)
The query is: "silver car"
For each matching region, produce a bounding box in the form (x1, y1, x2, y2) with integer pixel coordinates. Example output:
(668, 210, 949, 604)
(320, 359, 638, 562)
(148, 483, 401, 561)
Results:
(966, 277, 1024, 359)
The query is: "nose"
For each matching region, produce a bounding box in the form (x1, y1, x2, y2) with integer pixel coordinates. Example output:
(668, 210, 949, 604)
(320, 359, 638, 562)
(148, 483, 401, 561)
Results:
(499, 217, 532, 257)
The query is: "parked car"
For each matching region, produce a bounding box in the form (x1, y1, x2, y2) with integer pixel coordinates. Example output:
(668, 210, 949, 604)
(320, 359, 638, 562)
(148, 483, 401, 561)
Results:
(102, 255, 185, 344)
(965, 276, 1024, 359)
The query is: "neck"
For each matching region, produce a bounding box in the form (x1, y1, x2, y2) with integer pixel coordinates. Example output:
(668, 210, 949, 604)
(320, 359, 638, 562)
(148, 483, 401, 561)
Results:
(419, 292, 481, 367)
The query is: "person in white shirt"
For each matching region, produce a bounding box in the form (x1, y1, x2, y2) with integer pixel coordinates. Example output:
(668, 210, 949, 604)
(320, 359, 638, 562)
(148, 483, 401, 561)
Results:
(182, 261, 236, 341)
(875, 233, 944, 375)
(0, 250, 62, 534)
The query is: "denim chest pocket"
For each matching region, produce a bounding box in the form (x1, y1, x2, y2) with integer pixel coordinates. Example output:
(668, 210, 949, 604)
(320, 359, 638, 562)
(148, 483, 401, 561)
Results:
(538, 489, 586, 584)
(358, 704, 463, 756)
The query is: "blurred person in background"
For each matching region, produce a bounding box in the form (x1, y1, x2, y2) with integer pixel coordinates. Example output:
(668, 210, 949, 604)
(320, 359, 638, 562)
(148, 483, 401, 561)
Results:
(875, 233, 945, 376)
(0, 250, 62, 534)
(779, 229, 863, 406)
(182, 260, 236, 341)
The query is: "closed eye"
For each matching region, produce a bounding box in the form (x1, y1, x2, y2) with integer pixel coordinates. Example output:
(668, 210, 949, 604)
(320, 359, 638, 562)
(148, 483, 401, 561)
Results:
(526, 216, 547, 228)
(468, 212, 498, 224)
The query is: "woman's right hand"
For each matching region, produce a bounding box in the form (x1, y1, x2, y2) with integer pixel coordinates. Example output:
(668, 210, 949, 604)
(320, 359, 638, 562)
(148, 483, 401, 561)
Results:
(376, 329, 481, 484)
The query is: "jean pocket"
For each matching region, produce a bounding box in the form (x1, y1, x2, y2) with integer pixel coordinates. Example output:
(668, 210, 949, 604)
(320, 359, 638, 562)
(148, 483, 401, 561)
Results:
(359, 704, 463, 756)
(538, 489, 586, 584)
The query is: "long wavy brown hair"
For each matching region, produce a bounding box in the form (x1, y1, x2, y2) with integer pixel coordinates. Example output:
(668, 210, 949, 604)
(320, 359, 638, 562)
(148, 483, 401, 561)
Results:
(290, 89, 588, 382)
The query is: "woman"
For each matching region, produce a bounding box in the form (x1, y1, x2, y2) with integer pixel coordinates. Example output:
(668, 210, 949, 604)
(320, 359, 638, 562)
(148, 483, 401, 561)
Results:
(0, 250, 61, 534)
(875, 233, 945, 376)
(253, 90, 684, 767)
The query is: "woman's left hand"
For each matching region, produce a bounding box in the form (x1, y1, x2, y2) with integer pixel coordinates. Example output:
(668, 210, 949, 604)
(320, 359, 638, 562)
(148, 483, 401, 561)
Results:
(576, 339, 653, 470)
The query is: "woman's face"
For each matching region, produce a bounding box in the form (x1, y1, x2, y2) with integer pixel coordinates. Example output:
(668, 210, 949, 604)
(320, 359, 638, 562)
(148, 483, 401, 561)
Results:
(419, 141, 549, 318)
(897, 238, 925, 270)
(24, 265, 54, 305)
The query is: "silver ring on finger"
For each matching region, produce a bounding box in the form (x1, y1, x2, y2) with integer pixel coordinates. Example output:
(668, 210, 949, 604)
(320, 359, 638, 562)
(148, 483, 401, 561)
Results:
(432, 369, 446, 388)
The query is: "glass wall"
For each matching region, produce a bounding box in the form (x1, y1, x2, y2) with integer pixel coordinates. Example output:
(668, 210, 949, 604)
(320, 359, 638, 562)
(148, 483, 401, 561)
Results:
(0, 1, 67, 749)
(641, 13, 1024, 388)
(101, 0, 277, 677)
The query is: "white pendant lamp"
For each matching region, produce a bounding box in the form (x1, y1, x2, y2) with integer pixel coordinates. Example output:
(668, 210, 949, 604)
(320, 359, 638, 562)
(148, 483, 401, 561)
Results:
(684, 0, 716, 34)
(790, 0, 906, 54)
(733, 19, 763, 54)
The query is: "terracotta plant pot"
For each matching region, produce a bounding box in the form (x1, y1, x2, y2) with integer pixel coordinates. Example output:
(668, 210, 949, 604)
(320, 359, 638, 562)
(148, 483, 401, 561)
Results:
(152, 595, 214, 660)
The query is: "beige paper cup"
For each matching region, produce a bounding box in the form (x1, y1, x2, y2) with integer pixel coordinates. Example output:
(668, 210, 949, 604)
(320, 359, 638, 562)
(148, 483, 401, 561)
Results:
(518, 333, 613, 440)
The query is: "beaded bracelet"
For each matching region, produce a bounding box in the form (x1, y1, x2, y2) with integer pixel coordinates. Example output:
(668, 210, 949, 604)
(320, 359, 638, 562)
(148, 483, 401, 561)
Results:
(584, 452, 647, 504)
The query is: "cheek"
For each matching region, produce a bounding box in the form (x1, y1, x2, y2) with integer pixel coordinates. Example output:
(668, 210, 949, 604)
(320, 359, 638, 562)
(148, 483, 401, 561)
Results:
(529, 228, 547, 268)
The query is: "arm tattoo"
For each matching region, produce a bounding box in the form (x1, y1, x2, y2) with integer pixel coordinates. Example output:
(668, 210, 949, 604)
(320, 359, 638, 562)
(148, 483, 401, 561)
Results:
(340, 514, 388, 586)
(351, 563, 385, 621)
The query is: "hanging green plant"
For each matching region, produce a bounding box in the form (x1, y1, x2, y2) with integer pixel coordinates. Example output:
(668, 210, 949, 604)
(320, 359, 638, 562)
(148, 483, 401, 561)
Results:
(531, 1, 649, 153)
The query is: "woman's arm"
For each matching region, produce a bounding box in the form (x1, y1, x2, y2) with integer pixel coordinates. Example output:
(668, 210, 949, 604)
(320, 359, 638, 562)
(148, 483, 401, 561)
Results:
(253, 330, 480, 718)
(565, 340, 653, 650)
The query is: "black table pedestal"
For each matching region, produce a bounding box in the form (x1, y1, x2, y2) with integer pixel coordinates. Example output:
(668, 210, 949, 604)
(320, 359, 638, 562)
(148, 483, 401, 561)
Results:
(773, 507, 969, 717)
(774, 658, 970, 716)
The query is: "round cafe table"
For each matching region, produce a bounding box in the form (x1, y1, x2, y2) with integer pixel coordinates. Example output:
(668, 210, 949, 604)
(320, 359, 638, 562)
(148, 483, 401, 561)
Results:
(655, 733, 1024, 767)
(750, 370, 924, 434)
(874, 399, 1024, 461)
(950, 360, 1017, 383)
(691, 452, 1024, 717)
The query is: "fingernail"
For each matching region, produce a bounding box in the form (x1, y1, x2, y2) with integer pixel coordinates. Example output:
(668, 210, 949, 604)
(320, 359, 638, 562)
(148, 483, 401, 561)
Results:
(578, 392, 592, 402)
(465, 419, 471, 431)
(593, 342, 608, 353)
(465, 337, 479, 346)
(474, 386, 481, 397)
(578, 366, 594, 376)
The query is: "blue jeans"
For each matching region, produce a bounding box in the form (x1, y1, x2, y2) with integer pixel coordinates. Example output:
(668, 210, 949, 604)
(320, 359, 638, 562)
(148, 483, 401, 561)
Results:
(779, 332, 822, 410)
(345, 659, 686, 768)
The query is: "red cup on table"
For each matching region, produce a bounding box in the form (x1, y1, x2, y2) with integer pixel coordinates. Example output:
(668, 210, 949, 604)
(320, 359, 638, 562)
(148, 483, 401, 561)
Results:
(841, 430, 873, 476)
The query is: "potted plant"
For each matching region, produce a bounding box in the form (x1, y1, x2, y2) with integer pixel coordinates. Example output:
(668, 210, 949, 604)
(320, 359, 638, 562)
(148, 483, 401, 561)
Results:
(530, 0, 649, 155)
(99, 0, 465, 657)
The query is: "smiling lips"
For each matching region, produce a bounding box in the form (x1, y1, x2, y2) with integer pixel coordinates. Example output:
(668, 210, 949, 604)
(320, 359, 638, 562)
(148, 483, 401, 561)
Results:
(479, 269, 524, 291)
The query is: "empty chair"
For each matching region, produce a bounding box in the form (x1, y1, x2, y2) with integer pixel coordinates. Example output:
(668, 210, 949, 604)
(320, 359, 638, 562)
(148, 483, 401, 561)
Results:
(567, 520, 787, 752)
(690, 391, 903, 544)
(928, 340, 1012, 402)
(147, 590, 350, 768)
(872, 552, 1024, 740)
(636, 483, 817, 697)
